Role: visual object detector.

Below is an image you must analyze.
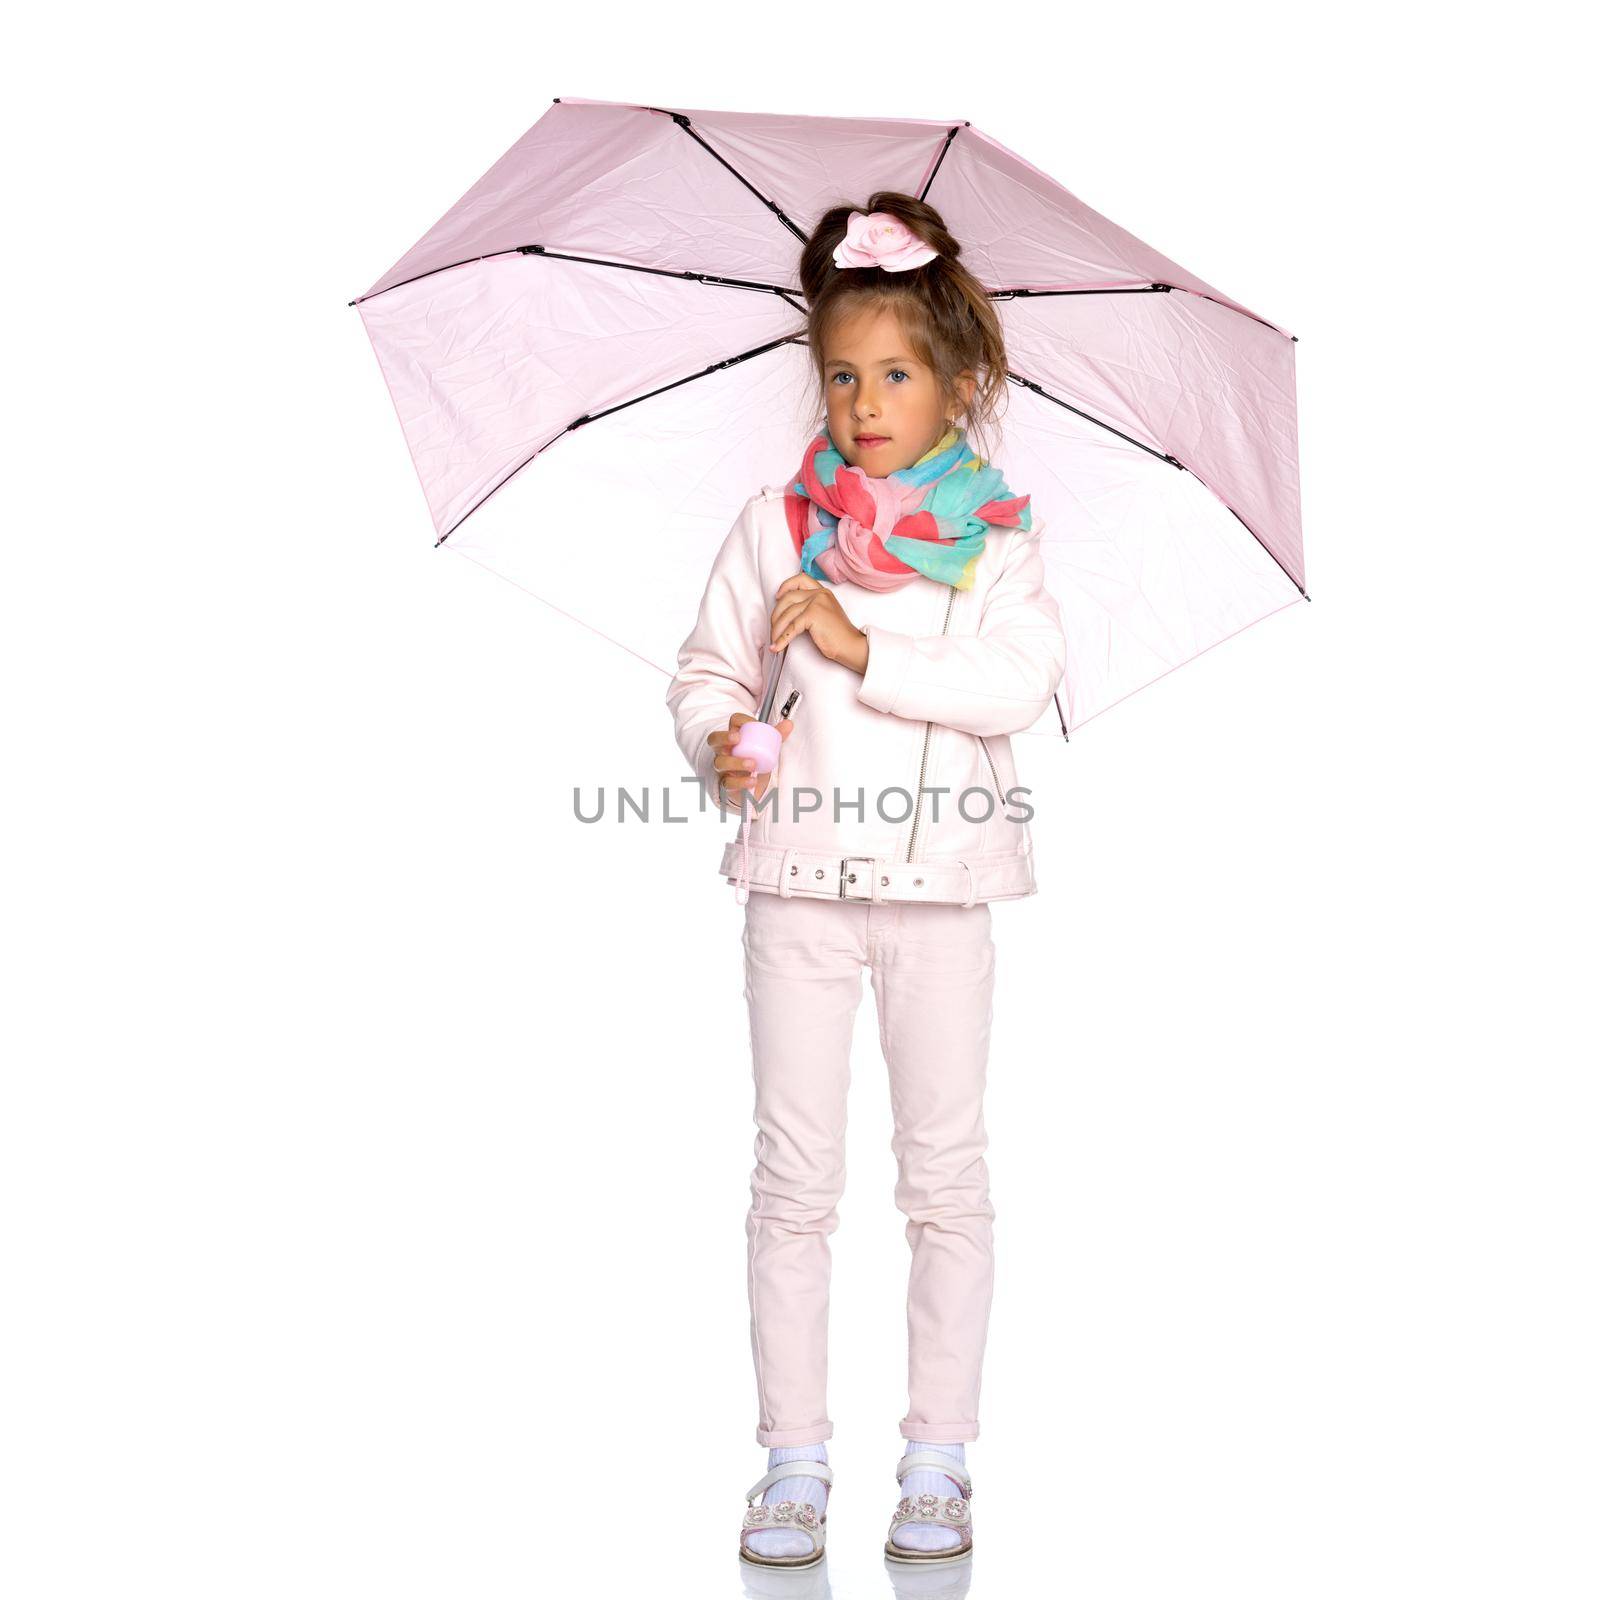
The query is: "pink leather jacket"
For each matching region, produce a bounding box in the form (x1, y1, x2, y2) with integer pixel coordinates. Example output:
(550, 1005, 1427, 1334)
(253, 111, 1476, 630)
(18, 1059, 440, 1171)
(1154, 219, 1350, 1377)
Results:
(666, 485, 1068, 906)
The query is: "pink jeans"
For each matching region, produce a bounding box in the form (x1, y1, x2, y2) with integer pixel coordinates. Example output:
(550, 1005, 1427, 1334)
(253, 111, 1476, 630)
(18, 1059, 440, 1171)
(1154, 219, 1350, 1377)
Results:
(741, 889, 998, 1446)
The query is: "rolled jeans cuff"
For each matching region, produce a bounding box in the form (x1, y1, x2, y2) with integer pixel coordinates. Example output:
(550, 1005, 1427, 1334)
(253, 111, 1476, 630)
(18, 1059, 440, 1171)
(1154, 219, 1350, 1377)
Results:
(756, 1421, 835, 1446)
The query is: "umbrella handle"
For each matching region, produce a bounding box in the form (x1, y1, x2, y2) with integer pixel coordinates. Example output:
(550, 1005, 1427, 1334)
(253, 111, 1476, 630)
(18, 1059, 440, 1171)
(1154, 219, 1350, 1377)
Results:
(730, 719, 783, 776)
(732, 688, 801, 775)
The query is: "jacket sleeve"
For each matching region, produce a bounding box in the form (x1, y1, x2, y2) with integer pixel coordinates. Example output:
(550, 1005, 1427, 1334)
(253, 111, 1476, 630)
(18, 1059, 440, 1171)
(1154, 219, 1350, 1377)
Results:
(855, 521, 1068, 737)
(665, 493, 769, 813)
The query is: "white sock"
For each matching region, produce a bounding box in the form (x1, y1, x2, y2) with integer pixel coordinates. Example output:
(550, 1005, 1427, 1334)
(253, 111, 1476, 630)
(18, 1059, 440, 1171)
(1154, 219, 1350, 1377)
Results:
(891, 1439, 968, 1553)
(745, 1442, 830, 1560)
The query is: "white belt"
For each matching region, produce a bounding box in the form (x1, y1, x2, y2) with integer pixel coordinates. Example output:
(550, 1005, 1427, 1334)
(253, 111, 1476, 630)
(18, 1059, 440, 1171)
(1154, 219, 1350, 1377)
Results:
(720, 838, 1026, 906)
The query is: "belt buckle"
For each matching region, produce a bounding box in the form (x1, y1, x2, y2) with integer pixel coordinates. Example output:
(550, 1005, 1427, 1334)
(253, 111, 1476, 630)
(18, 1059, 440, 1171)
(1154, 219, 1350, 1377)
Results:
(839, 856, 874, 900)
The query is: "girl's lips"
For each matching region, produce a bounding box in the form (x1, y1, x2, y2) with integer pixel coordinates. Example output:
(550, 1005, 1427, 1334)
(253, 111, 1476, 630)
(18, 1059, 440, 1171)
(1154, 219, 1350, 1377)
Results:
(857, 436, 888, 447)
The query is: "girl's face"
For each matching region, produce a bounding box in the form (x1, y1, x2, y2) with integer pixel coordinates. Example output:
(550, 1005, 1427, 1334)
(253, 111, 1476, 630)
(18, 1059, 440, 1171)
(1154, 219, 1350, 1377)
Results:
(822, 306, 973, 479)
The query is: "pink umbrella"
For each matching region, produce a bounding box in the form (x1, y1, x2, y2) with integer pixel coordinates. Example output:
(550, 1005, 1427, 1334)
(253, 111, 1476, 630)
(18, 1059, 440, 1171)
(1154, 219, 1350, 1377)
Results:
(351, 97, 1305, 736)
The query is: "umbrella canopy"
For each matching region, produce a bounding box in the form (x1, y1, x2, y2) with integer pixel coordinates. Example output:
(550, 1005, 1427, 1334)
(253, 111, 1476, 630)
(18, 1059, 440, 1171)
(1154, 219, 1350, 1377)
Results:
(352, 96, 1304, 735)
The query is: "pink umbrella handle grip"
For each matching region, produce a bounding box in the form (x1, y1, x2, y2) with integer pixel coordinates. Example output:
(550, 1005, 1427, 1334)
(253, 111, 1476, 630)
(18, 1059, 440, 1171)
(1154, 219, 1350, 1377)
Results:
(729, 720, 783, 775)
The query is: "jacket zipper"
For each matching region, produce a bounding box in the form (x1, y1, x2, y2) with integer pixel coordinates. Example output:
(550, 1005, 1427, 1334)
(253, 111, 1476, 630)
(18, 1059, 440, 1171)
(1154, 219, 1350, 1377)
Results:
(905, 586, 958, 863)
(976, 733, 1003, 801)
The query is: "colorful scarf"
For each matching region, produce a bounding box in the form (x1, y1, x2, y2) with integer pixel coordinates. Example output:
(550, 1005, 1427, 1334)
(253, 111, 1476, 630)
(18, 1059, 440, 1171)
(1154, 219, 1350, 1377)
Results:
(783, 423, 1031, 592)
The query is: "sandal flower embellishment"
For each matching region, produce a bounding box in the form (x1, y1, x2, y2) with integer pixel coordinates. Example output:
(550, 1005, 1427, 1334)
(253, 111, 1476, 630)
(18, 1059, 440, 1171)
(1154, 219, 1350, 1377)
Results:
(746, 1499, 820, 1530)
(891, 1493, 970, 1524)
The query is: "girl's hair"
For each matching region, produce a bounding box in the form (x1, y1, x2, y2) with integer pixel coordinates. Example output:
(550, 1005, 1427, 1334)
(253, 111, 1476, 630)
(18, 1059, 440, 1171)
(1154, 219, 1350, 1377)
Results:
(798, 190, 1011, 462)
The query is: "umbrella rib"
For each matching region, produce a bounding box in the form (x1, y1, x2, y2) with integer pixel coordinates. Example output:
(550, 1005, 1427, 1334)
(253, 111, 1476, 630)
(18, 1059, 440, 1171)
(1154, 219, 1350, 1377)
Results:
(1056, 589, 1307, 737)
(1006, 369, 1307, 599)
(515, 246, 809, 314)
(354, 106, 816, 305)
(991, 284, 1174, 300)
(1160, 461, 1306, 600)
(434, 332, 809, 546)
(918, 124, 970, 202)
(351, 245, 804, 309)
(992, 282, 1296, 340)
(350, 249, 521, 304)
(1006, 368, 1182, 466)
(912, 128, 1292, 339)
(651, 107, 810, 244)
(1211, 500, 1308, 599)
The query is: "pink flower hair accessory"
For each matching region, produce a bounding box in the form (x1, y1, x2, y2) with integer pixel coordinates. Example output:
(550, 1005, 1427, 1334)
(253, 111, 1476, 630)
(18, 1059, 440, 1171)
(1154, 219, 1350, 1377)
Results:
(832, 210, 939, 272)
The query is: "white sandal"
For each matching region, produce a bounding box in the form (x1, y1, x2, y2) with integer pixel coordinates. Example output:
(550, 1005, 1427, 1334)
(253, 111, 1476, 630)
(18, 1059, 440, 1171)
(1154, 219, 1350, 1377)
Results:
(884, 1451, 974, 1563)
(738, 1459, 834, 1568)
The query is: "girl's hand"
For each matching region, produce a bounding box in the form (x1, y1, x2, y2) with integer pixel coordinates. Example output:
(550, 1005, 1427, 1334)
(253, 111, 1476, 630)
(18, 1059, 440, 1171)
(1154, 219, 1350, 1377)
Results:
(708, 712, 794, 804)
(769, 575, 869, 675)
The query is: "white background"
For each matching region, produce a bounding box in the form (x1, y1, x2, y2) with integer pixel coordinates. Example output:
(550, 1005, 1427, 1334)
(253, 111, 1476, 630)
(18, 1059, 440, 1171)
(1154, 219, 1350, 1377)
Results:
(4, 5, 1595, 1597)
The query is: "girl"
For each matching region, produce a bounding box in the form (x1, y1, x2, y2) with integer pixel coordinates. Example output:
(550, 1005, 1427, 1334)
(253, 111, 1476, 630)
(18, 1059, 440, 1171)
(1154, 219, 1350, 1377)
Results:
(666, 193, 1068, 1568)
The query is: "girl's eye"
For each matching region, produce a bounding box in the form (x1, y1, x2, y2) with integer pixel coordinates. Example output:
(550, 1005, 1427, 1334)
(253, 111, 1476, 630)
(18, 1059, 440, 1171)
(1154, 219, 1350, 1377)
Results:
(830, 370, 911, 385)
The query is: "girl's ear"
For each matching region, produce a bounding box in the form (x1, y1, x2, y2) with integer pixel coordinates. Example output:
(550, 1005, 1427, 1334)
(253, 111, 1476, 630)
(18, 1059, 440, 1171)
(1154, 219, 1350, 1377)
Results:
(950, 370, 978, 421)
